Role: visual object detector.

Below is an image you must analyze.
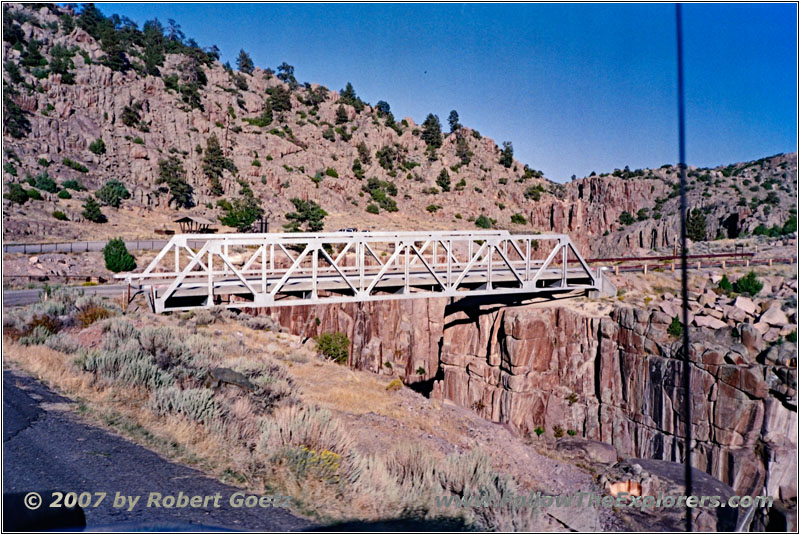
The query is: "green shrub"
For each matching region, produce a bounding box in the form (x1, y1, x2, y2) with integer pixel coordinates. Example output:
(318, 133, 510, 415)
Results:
(25, 188, 42, 200)
(366, 203, 379, 214)
(88, 138, 106, 155)
(619, 211, 635, 225)
(62, 157, 88, 172)
(734, 271, 763, 296)
(103, 238, 136, 272)
(57, 189, 72, 199)
(667, 316, 683, 338)
(510, 213, 526, 225)
(34, 172, 58, 193)
(533, 426, 544, 437)
(52, 210, 68, 221)
(4, 162, 17, 176)
(315, 332, 350, 364)
(718, 274, 733, 293)
(524, 184, 544, 201)
(552, 425, 564, 438)
(325, 167, 338, 178)
(4, 183, 28, 204)
(787, 330, 797, 344)
(475, 215, 492, 229)
(62, 179, 86, 191)
(95, 179, 130, 208)
(132, 136, 144, 145)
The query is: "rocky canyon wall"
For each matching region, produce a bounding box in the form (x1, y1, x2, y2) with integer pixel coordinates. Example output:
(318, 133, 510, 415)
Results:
(259, 298, 796, 502)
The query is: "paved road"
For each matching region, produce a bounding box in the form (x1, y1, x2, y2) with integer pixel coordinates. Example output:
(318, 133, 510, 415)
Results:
(3, 239, 213, 255)
(3, 369, 314, 531)
(2, 285, 129, 308)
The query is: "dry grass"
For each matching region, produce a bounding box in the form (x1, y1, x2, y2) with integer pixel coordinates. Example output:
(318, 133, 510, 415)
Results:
(3, 304, 539, 529)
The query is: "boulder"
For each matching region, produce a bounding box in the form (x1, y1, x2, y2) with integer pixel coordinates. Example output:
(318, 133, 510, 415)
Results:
(555, 437, 618, 464)
(740, 324, 764, 354)
(760, 306, 789, 327)
(754, 322, 771, 335)
(699, 291, 717, 307)
(733, 296, 757, 315)
(694, 315, 728, 329)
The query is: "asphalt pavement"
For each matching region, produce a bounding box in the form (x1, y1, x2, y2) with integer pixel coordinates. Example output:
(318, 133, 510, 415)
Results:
(2, 369, 314, 531)
(2, 285, 128, 308)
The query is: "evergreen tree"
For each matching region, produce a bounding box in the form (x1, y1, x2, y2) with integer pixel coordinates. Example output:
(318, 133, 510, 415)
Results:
(284, 198, 327, 232)
(375, 100, 391, 116)
(236, 49, 254, 74)
(82, 197, 106, 223)
(277, 61, 297, 89)
(687, 208, 707, 242)
(202, 134, 236, 196)
(448, 110, 460, 133)
(339, 82, 364, 112)
(436, 168, 451, 192)
(335, 104, 348, 125)
(217, 180, 263, 232)
(269, 85, 292, 113)
(3, 88, 31, 139)
(157, 156, 194, 208)
(455, 135, 472, 165)
(499, 141, 514, 168)
(421, 114, 443, 148)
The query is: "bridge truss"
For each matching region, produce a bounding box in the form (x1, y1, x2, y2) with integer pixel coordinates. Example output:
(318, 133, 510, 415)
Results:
(119, 231, 602, 313)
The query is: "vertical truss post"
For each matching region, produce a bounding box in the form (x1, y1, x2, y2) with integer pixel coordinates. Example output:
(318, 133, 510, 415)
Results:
(269, 243, 275, 273)
(525, 239, 531, 282)
(447, 239, 452, 289)
(561, 243, 567, 287)
(312, 245, 318, 300)
(207, 250, 213, 304)
(261, 238, 267, 293)
(358, 239, 365, 295)
(487, 243, 494, 290)
(404, 243, 410, 294)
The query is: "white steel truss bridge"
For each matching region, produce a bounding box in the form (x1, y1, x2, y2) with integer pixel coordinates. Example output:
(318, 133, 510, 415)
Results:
(119, 231, 603, 313)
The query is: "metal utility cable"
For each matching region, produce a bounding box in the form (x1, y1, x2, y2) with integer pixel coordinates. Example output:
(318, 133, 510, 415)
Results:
(675, 3, 694, 532)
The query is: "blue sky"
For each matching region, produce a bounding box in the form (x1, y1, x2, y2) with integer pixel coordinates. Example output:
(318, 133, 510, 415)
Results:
(97, 3, 797, 181)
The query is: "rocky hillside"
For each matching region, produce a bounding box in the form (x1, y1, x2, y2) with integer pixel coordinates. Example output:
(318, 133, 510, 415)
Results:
(2, 3, 797, 258)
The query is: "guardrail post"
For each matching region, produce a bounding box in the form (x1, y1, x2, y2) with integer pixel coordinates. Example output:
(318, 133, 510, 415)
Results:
(643, 264, 648, 275)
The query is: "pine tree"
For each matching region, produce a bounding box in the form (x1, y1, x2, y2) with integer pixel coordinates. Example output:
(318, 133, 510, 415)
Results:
(82, 197, 106, 223)
(421, 114, 443, 148)
(202, 134, 235, 196)
(448, 110, 460, 133)
(236, 49, 254, 74)
(335, 104, 348, 125)
(157, 156, 194, 208)
(499, 141, 514, 168)
(277, 62, 297, 89)
(687, 208, 707, 242)
(436, 168, 451, 192)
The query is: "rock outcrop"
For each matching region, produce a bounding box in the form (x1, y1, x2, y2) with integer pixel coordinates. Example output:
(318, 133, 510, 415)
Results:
(261, 292, 797, 508)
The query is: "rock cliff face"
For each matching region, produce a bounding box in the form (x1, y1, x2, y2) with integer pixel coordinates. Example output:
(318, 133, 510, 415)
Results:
(261, 297, 797, 504)
(3, 3, 797, 256)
